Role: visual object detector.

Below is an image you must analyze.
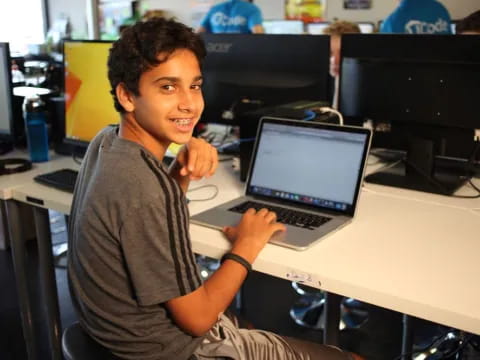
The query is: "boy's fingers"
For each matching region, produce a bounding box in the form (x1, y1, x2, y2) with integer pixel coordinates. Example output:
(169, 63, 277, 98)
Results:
(187, 148, 198, 173)
(209, 147, 219, 177)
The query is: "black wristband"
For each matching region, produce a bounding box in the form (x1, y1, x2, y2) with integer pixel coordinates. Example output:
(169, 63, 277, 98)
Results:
(221, 253, 252, 274)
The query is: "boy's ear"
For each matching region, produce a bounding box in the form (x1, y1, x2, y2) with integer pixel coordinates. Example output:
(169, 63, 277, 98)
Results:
(116, 83, 135, 112)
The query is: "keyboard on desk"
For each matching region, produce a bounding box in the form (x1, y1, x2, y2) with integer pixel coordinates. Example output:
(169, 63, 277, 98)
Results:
(34, 169, 79, 193)
(228, 201, 331, 230)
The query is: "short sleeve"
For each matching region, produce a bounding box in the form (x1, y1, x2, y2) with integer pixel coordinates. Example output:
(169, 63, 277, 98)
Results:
(120, 197, 202, 307)
(380, 16, 393, 33)
(248, 8, 263, 29)
(200, 10, 213, 31)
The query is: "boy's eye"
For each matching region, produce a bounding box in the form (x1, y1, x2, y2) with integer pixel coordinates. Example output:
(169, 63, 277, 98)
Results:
(192, 84, 202, 90)
(161, 84, 175, 91)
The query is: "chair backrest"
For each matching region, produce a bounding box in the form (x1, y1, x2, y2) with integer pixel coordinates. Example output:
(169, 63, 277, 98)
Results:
(62, 322, 117, 360)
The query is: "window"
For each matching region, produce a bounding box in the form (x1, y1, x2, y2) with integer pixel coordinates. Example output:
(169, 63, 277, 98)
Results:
(0, 0, 46, 54)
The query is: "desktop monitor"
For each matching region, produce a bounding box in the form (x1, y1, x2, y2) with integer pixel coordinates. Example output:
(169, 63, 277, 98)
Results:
(0, 42, 14, 152)
(63, 40, 118, 148)
(339, 34, 480, 195)
(263, 20, 304, 34)
(200, 34, 331, 125)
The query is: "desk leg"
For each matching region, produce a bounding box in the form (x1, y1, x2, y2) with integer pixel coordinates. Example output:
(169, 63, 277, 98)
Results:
(33, 207, 62, 360)
(6, 200, 38, 360)
(401, 314, 414, 360)
(323, 291, 342, 346)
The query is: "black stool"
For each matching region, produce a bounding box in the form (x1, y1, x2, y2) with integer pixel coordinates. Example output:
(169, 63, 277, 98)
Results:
(62, 322, 118, 360)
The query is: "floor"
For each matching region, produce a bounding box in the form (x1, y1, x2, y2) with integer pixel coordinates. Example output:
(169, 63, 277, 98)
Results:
(0, 212, 478, 360)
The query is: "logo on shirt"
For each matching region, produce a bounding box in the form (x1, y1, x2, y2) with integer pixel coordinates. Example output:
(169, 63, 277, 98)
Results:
(405, 18, 449, 34)
(211, 12, 247, 27)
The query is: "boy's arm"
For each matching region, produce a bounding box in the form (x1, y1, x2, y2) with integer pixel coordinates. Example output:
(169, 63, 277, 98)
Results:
(168, 138, 218, 193)
(166, 209, 286, 337)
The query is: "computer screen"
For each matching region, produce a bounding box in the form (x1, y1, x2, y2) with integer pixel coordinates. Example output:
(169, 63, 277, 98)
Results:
(306, 22, 330, 35)
(263, 20, 304, 34)
(0, 42, 14, 141)
(63, 40, 118, 147)
(200, 34, 330, 125)
(249, 122, 368, 211)
(339, 34, 480, 195)
(357, 22, 375, 34)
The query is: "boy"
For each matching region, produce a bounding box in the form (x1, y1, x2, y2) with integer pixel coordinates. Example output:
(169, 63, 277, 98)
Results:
(68, 17, 355, 360)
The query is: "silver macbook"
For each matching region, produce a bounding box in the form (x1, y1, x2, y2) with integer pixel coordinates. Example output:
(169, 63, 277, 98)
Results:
(191, 117, 372, 250)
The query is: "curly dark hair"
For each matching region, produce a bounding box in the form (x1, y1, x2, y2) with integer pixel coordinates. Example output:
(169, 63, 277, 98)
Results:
(456, 10, 480, 34)
(108, 17, 206, 113)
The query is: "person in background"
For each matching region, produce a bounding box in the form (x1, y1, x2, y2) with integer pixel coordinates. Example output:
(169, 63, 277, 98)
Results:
(380, 0, 451, 34)
(197, 0, 264, 34)
(323, 21, 361, 109)
(456, 10, 480, 34)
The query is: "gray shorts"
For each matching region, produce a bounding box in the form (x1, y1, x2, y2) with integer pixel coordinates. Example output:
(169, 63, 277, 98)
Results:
(193, 314, 353, 360)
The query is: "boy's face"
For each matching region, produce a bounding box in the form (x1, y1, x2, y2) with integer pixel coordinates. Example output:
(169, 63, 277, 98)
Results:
(128, 49, 204, 148)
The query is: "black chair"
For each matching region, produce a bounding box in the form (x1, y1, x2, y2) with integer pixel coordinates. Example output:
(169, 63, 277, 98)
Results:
(62, 322, 118, 360)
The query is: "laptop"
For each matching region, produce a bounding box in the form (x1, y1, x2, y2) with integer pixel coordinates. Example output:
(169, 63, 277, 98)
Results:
(191, 117, 372, 250)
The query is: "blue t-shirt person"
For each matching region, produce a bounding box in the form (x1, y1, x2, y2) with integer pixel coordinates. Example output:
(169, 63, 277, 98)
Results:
(198, 0, 264, 34)
(380, 0, 451, 34)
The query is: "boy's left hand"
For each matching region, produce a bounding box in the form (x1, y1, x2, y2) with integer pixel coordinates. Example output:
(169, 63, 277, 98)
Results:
(175, 138, 218, 180)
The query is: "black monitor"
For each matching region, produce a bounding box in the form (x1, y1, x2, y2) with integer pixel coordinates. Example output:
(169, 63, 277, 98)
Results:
(200, 34, 330, 125)
(0, 42, 14, 153)
(339, 34, 480, 195)
(63, 40, 118, 151)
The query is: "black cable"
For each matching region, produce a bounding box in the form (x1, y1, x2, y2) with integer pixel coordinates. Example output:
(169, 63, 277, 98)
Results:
(442, 334, 474, 358)
(71, 146, 84, 165)
(469, 178, 480, 193)
(392, 330, 454, 360)
(402, 158, 480, 199)
(469, 336, 480, 352)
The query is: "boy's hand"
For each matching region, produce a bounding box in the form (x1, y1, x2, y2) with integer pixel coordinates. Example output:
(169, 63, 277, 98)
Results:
(223, 208, 286, 263)
(175, 138, 218, 180)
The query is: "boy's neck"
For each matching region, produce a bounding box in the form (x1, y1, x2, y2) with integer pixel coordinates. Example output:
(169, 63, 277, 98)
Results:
(118, 115, 168, 161)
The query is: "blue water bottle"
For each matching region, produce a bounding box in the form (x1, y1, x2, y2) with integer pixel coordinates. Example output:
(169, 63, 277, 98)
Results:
(23, 95, 49, 162)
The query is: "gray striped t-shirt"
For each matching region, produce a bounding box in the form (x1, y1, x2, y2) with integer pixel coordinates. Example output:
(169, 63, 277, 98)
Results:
(68, 126, 203, 360)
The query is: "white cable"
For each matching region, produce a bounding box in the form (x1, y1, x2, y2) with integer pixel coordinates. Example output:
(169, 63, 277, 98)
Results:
(318, 107, 344, 126)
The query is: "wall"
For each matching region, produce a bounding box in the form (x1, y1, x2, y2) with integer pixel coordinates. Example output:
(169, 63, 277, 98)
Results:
(255, 0, 284, 20)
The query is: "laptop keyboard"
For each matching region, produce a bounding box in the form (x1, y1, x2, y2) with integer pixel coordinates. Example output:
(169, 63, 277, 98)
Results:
(228, 201, 331, 230)
(34, 169, 79, 193)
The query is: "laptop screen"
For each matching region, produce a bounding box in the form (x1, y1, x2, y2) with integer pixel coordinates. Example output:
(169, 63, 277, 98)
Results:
(247, 119, 370, 215)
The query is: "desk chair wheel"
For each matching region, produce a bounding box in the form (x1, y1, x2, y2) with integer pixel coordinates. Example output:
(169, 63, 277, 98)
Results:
(62, 322, 118, 360)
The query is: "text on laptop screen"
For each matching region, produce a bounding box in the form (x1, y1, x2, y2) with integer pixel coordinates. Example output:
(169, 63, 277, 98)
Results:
(248, 123, 367, 212)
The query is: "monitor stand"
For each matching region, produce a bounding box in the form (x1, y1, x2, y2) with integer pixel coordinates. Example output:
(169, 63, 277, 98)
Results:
(365, 137, 468, 195)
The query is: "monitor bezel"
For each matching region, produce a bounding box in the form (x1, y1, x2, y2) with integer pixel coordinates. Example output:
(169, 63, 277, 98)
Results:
(0, 42, 15, 141)
(245, 117, 372, 217)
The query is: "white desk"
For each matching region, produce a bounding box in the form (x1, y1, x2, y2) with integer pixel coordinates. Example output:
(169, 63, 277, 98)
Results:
(186, 162, 480, 335)
(0, 151, 77, 201)
(9, 155, 480, 359)
(1, 153, 80, 360)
